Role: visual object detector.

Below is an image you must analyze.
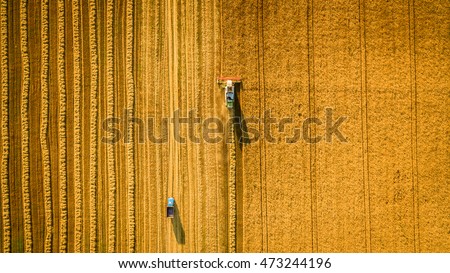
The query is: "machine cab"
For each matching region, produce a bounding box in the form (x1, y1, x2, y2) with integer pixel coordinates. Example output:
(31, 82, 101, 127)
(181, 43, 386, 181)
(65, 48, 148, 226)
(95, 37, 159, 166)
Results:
(167, 197, 175, 218)
(225, 80, 235, 109)
(226, 89, 234, 109)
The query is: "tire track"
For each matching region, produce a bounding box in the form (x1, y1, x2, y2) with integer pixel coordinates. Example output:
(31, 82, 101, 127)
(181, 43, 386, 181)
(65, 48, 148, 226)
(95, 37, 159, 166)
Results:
(19, 0, 32, 253)
(152, 0, 161, 251)
(165, 0, 173, 252)
(209, 0, 221, 252)
(72, 0, 83, 253)
(407, 0, 420, 252)
(142, 0, 157, 252)
(126, 0, 136, 253)
(40, 0, 53, 253)
(200, 0, 211, 252)
(228, 122, 236, 252)
(0, 0, 11, 254)
(88, 0, 99, 253)
(358, 0, 371, 253)
(257, 0, 267, 252)
(106, 0, 117, 253)
(154, 0, 163, 251)
(194, 0, 204, 252)
(57, 0, 68, 253)
(186, 0, 197, 251)
(139, 0, 150, 252)
(307, 0, 318, 253)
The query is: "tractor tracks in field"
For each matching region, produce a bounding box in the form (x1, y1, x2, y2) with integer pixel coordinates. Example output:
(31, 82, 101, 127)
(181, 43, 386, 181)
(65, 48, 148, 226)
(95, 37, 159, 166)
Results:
(19, 0, 32, 253)
(57, 0, 68, 253)
(106, 0, 117, 254)
(72, 0, 83, 253)
(0, 0, 10, 254)
(88, 0, 99, 253)
(40, 0, 53, 253)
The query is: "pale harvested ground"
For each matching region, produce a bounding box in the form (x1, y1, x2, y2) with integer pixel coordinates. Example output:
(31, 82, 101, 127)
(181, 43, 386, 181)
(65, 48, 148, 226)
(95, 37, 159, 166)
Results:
(0, 0, 448, 253)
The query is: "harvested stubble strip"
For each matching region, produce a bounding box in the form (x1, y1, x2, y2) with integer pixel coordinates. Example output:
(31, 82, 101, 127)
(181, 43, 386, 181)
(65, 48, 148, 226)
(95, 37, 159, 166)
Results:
(72, 0, 83, 253)
(228, 122, 236, 253)
(106, 0, 117, 253)
(40, 0, 53, 253)
(20, 0, 32, 253)
(0, 0, 11, 254)
(57, 0, 68, 253)
(126, 0, 136, 253)
(88, 0, 99, 253)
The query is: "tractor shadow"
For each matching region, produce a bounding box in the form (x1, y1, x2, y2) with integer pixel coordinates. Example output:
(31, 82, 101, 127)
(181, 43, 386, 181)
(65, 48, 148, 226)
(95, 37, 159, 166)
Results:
(230, 82, 253, 150)
(228, 82, 247, 252)
(171, 202, 185, 244)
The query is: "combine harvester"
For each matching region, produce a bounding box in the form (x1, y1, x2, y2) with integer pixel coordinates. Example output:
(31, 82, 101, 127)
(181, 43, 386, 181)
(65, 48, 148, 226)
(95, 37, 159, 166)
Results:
(217, 77, 241, 109)
(167, 197, 175, 218)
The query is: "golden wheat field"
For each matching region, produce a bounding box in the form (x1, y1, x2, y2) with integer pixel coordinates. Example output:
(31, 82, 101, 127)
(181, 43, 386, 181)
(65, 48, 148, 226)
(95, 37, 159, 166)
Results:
(0, 0, 448, 253)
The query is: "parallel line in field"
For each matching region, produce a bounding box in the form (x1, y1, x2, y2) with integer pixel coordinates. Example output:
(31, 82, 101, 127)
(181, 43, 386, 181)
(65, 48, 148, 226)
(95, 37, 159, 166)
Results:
(228, 123, 236, 252)
(72, 0, 83, 253)
(134, 0, 144, 252)
(41, 0, 53, 253)
(195, 0, 203, 252)
(57, 0, 68, 253)
(408, 0, 420, 252)
(173, 0, 181, 253)
(185, 1, 194, 250)
(190, 0, 196, 252)
(166, 0, 174, 252)
(257, 0, 268, 252)
(154, 0, 162, 251)
(0, 0, 11, 253)
(165, 0, 171, 252)
(106, 0, 116, 253)
(126, 0, 136, 253)
(307, 0, 318, 252)
(211, 0, 221, 252)
(201, 0, 209, 252)
(19, 0, 32, 253)
(88, 0, 99, 253)
(358, 0, 371, 253)
(140, 0, 151, 251)
(186, 0, 196, 251)
(156, 1, 163, 253)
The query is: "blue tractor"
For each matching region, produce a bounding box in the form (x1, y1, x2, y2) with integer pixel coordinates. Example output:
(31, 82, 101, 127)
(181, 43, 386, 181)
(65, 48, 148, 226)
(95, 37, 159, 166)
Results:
(167, 197, 175, 218)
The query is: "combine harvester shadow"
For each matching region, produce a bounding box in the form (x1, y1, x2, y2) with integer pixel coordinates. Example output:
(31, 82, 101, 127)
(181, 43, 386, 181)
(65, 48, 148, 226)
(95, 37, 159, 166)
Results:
(171, 202, 185, 244)
(231, 83, 253, 149)
(227, 82, 246, 253)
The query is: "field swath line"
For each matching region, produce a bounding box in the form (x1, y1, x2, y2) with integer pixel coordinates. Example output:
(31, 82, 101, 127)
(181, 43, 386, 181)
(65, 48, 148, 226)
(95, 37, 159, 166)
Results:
(19, 0, 32, 253)
(407, 0, 420, 252)
(106, 0, 117, 253)
(57, 0, 68, 253)
(153, 0, 163, 251)
(228, 123, 236, 252)
(358, 0, 371, 253)
(126, 0, 136, 253)
(40, 0, 53, 253)
(72, 0, 83, 253)
(0, 0, 11, 253)
(307, 0, 318, 252)
(88, 0, 99, 253)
